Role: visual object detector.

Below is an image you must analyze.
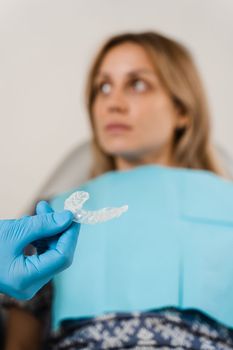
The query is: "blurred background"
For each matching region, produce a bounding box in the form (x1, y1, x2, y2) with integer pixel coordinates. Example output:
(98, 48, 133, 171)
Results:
(0, 0, 232, 218)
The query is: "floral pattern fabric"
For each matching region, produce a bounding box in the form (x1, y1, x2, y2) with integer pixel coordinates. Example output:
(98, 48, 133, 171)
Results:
(47, 308, 233, 350)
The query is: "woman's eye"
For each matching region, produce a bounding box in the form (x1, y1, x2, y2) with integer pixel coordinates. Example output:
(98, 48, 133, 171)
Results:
(98, 82, 112, 95)
(131, 79, 147, 92)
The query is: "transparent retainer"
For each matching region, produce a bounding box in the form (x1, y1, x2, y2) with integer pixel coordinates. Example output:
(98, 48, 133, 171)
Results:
(64, 191, 128, 224)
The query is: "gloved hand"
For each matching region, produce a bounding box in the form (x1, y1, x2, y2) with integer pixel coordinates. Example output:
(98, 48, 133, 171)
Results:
(0, 202, 80, 300)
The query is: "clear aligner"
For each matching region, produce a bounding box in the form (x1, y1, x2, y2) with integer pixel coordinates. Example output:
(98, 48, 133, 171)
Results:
(64, 191, 128, 224)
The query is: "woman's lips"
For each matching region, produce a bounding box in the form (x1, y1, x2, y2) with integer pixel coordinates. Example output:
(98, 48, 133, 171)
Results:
(104, 123, 132, 133)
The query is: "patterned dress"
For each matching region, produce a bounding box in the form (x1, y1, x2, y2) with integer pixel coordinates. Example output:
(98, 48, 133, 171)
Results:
(46, 308, 233, 350)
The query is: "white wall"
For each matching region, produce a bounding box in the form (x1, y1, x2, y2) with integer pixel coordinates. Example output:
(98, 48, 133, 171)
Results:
(0, 0, 232, 218)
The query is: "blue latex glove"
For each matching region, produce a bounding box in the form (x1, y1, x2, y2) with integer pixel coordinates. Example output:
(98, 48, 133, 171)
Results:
(0, 201, 80, 300)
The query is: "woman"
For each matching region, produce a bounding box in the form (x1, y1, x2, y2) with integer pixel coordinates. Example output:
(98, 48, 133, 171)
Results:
(4, 32, 233, 350)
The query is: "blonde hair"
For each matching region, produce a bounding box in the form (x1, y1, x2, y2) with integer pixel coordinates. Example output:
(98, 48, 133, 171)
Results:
(86, 31, 223, 178)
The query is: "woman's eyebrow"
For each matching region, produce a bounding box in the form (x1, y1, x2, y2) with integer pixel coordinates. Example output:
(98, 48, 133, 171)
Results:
(127, 69, 159, 81)
(95, 72, 111, 80)
(127, 69, 156, 76)
(95, 69, 158, 81)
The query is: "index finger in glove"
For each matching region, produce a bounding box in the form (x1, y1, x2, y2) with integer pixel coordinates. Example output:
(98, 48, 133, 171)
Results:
(36, 201, 53, 214)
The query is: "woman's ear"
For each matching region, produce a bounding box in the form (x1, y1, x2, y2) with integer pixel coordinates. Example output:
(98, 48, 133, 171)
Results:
(176, 114, 190, 129)
(173, 96, 190, 129)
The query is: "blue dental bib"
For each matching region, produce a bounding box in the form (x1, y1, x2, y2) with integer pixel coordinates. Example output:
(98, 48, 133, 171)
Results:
(50, 165, 233, 330)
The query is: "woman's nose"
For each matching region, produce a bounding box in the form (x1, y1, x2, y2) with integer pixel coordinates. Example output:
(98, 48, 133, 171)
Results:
(106, 88, 128, 114)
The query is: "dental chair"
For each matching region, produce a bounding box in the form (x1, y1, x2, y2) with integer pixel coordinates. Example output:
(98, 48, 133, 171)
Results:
(30, 140, 93, 209)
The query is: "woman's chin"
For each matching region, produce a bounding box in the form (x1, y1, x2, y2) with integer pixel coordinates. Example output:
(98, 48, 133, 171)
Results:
(100, 142, 131, 155)
(102, 146, 139, 159)
(104, 148, 129, 156)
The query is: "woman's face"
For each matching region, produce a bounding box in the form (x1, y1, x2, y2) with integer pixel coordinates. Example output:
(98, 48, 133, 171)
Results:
(92, 42, 187, 166)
